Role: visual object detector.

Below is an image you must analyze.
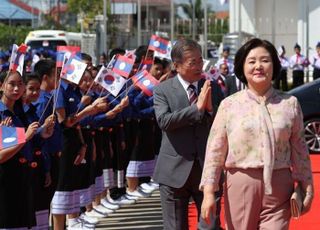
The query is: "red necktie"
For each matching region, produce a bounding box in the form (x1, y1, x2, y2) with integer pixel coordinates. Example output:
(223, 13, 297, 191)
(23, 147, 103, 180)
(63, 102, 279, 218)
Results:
(296, 54, 300, 64)
(216, 76, 226, 94)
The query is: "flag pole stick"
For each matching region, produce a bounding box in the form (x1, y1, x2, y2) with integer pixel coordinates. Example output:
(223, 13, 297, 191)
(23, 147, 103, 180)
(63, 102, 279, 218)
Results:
(38, 94, 54, 123)
(52, 79, 62, 115)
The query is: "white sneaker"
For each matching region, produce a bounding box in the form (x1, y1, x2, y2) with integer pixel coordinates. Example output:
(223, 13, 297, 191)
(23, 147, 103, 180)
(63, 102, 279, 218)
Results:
(124, 193, 140, 201)
(93, 204, 114, 215)
(101, 198, 120, 210)
(140, 183, 157, 193)
(85, 209, 107, 218)
(112, 194, 136, 205)
(148, 181, 159, 189)
(79, 213, 99, 225)
(67, 220, 95, 230)
(127, 189, 151, 198)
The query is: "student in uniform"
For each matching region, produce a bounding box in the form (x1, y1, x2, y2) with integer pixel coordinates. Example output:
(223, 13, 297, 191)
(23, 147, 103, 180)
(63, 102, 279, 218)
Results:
(289, 43, 309, 88)
(121, 45, 156, 199)
(139, 57, 166, 192)
(106, 48, 136, 205)
(23, 73, 56, 229)
(33, 60, 63, 210)
(77, 69, 105, 226)
(125, 86, 156, 197)
(274, 45, 289, 91)
(91, 89, 130, 207)
(311, 42, 320, 80)
(0, 71, 53, 229)
(51, 75, 107, 230)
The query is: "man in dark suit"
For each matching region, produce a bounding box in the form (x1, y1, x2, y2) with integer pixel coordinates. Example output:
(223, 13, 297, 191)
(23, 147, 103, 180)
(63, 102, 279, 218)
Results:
(225, 73, 246, 96)
(153, 38, 224, 230)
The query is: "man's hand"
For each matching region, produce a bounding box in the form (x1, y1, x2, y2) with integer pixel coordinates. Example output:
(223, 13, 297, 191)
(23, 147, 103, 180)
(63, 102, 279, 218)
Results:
(205, 82, 213, 113)
(196, 80, 211, 112)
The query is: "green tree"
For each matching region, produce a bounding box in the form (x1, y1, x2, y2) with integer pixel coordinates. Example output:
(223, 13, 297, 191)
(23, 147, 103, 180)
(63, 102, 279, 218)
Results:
(179, 1, 229, 43)
(178, 0, 204, 20)
(67, 0, 106, 18)
(178, 0, 206, 39)
(0, 23, 32, 49)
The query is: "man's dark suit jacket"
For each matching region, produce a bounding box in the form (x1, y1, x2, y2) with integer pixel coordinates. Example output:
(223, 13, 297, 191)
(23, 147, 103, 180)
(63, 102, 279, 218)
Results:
(153, 76, 224, 188)
(225, 74, 240, 96)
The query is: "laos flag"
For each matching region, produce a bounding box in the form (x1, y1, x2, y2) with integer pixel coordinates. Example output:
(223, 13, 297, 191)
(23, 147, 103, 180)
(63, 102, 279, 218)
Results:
(148, 35, 169, 54)
(132, 70, 159, 96)
(56, 46, 80, 68)
(9, 44, 28, 75)
(138, 57, 153, 72)
(0, 126, 26, 150)
(112, 55, 135, 78)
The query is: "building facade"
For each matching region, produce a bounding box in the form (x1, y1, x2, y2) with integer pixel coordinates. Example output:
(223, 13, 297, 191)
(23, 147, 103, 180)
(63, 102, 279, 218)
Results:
(229, 0, 320, 60)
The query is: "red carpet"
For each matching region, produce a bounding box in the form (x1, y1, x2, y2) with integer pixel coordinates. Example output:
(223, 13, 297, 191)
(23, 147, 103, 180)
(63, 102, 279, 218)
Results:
(188, 154, 320, 230)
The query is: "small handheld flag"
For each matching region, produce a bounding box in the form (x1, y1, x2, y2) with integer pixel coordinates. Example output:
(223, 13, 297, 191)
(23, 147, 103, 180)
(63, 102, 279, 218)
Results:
(139, 57, 153, 72)
(148, 35, 169, 54)
(95, 66, 127, 97)
(61, 56, 87, 85)
(201, 68, 219, 81)
(0, 126, 26, 150)
(112, 55, 135, 78)
(154, 40, 173, 60)
(56, 46, 81, 68)
(9, 44, 28, 75)
(132, 70, 159, 96)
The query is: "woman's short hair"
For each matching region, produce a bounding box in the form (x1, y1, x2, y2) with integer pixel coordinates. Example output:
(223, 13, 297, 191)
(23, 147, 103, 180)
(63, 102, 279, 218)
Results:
(234, 38, 281, 84)
(171, 39, 201, 63)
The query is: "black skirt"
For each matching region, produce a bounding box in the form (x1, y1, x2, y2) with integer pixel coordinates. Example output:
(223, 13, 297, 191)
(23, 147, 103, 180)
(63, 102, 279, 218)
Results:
(130, 119, 155, 161)
(56, 127, 83, 192)
(93, 129, 106, 178)
(77, 128, 95, 190)
(0, 153, 36, 228)
(31, 149, 52, 212)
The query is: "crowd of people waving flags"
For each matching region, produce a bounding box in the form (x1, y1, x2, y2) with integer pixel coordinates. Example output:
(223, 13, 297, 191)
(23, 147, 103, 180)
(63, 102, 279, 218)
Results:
(0, 34, 315, 230)
(0, 34, 174, 230)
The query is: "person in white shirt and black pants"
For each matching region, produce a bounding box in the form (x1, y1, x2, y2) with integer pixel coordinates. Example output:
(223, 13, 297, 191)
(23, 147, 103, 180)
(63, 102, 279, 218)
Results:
(274, 45, 290, 91)
(289, 43, 309, 89)
(312, 42, 320, 80)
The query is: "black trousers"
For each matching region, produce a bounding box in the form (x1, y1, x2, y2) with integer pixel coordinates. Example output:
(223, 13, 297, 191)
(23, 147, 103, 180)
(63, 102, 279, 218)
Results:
(274, 69, 288, 91)
(292, 70, 304, 89)
(313, 68, 320, 80)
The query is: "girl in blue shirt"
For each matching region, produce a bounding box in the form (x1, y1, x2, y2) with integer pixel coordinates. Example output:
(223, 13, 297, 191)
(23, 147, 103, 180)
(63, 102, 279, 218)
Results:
(0, 71, 53, 229)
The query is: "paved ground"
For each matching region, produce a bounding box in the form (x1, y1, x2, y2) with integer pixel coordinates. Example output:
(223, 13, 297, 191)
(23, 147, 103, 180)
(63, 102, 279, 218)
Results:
(96, 190, 163, 230)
